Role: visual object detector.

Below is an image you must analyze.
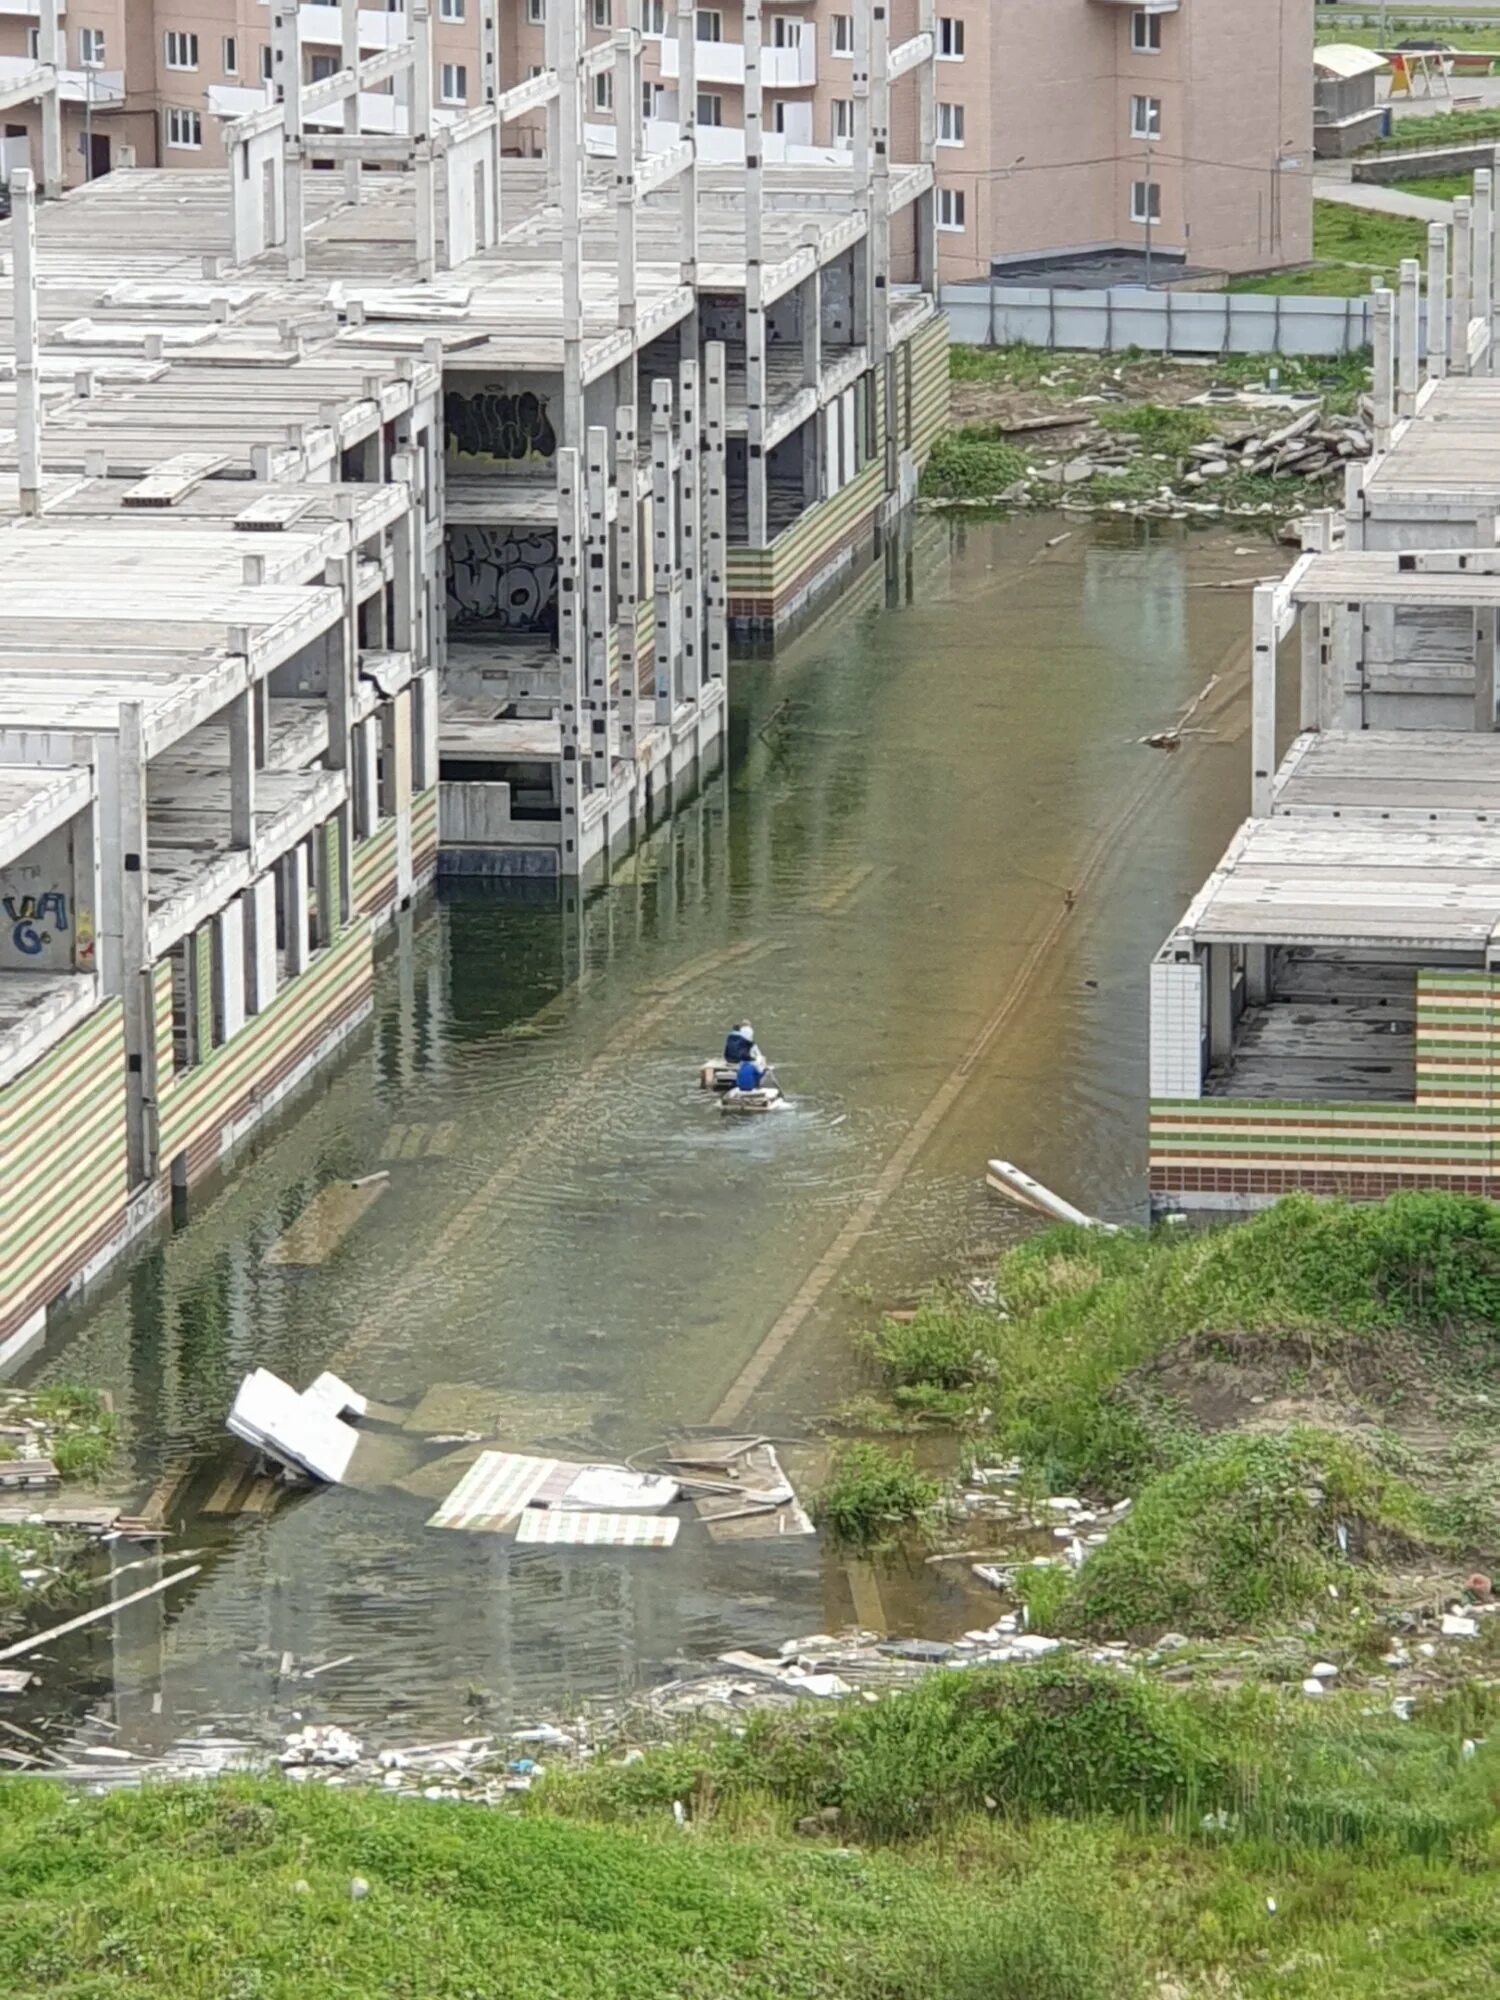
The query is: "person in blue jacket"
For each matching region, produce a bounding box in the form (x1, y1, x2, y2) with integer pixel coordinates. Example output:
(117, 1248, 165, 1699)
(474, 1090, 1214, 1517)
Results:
(736, 1054, 767, 1093)
(723, 1021, 759, 1066)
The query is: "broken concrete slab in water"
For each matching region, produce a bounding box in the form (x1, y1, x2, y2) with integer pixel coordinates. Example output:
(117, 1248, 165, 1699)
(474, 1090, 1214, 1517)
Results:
(225, 1369, 369, 1486)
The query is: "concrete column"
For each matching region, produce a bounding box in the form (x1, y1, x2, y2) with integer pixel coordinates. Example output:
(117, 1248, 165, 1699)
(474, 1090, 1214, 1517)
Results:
(117, 703, 151, 1187)
(1477, 605, 1498, 732)
(1453, 195, 1473, 376)
(413, 2, 437, 283)
(481, 0, 504, 238)
(1476, 170, 1493, 339)
(353, 716, 379, 835)
(1244, 943, 1269, 1009)
(615, 404, 640, 764)
(37, 0, 62, 199)
(284, 841, 310, 977)
(1371, 286, 1394, 451)
(558, 0, 584, 450)
(585, 424, 612, 790)
(229, 688, 255, 849)
(413, 665, 440, 790)
(275, 4, 306, 282)
(557, 445, 586, 864)
(341, 0, 362, 204)
(678, 358, 701, 703)
(544, 0, 560, 207)
(800, 258, 821, 391)
(217, 899, 247, 1042)
(1251, 584, 1277, 819)
(1397, 257, 1421, 418)
(1207, 943, 1234, 1066)
(676, 0, 697, 295)
(915, 0, 937, 293)
(246, 871, 278, 1014)
(743, 0, 767, 550)
(651, 379, 678, 725)
(9, 170, 40, 517)
(1428, 221, 1449, 381)
(614, 24, 639, 341)
(703, 340, 728, 683)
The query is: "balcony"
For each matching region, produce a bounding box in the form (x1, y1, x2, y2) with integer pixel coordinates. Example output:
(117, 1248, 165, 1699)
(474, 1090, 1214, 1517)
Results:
(297, 6, 411, 50)
(659, 36, 816, 88)
(1092, 0, 1178, 9)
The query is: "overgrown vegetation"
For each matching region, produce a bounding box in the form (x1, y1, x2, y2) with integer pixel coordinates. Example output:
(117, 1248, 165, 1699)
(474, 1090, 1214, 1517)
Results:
(810, 1442, 945, 1550)
(1362, 104, 1500, 154)
(918, 427, 1025, 498)
(1230, 202, 1429, 297)
(0, 1383, 117, 1623)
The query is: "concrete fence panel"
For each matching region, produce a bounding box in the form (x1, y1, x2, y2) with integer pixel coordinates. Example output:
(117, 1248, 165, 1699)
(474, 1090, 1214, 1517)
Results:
(941, 284, 1379, 358)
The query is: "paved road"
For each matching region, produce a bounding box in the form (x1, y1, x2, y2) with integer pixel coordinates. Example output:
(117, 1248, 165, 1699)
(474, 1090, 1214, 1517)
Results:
(1314, 176, 1457, 224)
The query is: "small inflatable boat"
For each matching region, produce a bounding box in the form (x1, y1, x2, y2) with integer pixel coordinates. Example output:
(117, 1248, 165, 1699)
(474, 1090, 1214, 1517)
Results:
(720, 1083, 785, 1115)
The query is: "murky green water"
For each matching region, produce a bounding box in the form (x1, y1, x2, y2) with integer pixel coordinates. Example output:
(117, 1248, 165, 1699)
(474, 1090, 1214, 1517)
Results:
(21, 512, 1258, 1745)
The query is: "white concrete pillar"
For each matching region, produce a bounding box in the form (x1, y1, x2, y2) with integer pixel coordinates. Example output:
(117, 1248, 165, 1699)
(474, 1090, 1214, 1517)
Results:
(676, 0, 698, 294)
(1397, 257, 1421, 417)
(275, 4, 306, 282)
(615, 404, 640, 764)
(1475, 170, 1493, 340)
(584, 424, 612, 790)
(37, 0, 62, 200)
(116, 703, 151, 1186)
(1207, 943, 1234, 1066)
(1476, 607, 1497, 731)
(916, 0, 937, 293)
(353, 716, 379, 835)
(1428, 220, 1449, 381)
(413, 1, 437, 282)
(703, 340, 727, 683)
(614, 22, 639, 340)
(678, 357, 701, 703)
(9, 170, 40, 517)
(1251, 584, 1277, 819)
(651, 379, 678, 725)
(246, 871, 279, 1014)
(557, 445, 586, 864)
(413, 665, 440, 791)
(558, 0, 584, 449)
(1371, 285, 1394, 450)
(1453, 195, 1473, 375)
(229, 687, 255, 849)
(744, 0, 767, 549)
(217, 899, 247, 1042)
(341, 0, 362, 204)
(481, 0, 504, 239)
(284, 841, 310, 978)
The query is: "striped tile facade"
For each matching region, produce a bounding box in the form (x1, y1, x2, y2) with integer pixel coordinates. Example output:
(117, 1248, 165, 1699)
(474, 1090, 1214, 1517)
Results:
(156, 921, 374, 1188)
(0, 1000, 129, 1348)
(412, 784, 439, 883)
(726, 314, 950, 628)
(352, 817, 400, 921)
(1150, 971, 1500, 1200)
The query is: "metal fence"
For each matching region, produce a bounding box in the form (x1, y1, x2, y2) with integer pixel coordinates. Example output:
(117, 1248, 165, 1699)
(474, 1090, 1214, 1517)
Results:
(941, 284, 1376, 357)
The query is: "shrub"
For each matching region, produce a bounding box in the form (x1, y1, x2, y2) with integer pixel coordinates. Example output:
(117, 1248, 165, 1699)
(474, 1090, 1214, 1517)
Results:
(810, 1444, 945, 1551)
(1098, 404, 1217, 456)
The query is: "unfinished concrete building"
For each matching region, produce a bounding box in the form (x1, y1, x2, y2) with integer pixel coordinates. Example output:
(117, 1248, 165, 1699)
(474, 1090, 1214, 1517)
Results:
(1149, 167, 1500, 1211)
(0, 0, 946, 1362)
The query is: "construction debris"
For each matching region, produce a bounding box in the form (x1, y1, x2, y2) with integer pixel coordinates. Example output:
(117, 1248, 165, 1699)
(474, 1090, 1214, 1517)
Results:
(427, 1451, 680, 1536)
(660, 1435, 816, 1541)
(226, 1369, 367, 1485)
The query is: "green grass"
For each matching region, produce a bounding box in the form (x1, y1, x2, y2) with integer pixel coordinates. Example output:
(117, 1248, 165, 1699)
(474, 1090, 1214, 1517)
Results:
(1097, 404, 1218, 454)
(1231, 202, 1430, 297)
(810, 1442, 945, 1550)
(863, 1192, 1500, 1495)
(1055, 1429, 1444, 1641)
(1316, 21, 1500, 61)
(1390, 172, 1472, 199)
(1362, 104, 1500, 154)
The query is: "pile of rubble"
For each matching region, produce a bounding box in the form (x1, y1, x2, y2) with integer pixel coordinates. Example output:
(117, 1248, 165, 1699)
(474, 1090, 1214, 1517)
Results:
(1176, 405, 1374, 486)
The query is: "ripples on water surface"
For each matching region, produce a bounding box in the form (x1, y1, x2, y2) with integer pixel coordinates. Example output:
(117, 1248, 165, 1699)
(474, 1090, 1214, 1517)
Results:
(23, 515, 1263, 1742)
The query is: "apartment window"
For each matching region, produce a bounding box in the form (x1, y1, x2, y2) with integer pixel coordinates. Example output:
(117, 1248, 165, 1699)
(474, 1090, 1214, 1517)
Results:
(696, 9, 722, 41)
(309, 53, 339, 81)
(440, 0, 466, 16)
(831, 12, 852, 53)
(593, 69, 612, 111)
(166, 106, 203, 149)
(1131, 10, 1162, 53)
(1130, 94, 1161, 139)
(260, 44, 274, 80)
(643, 0, 666, 31)
(26, 26, 37, 57)
(937, 101, 964, 145)
(938, 16, 963, 58)
(440, 61, 467, 103)
(1130, 178, 1161, 224)
(937, 185, 965, 231)
(696, 90, 722, 125)
(591, 0, 611, 24)
(164, 30, 199, 69)
(771, 98, 788, 132)
(79, 26, 106, 66)
(222, 34, 237, 72)
(527, 0, 545, 20)
(832, 97, 852, 146)
(642, 79, 661, 118)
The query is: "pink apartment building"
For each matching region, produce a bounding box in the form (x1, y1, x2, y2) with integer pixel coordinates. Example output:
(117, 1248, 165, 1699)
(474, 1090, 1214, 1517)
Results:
(0, 0, 1311, 280)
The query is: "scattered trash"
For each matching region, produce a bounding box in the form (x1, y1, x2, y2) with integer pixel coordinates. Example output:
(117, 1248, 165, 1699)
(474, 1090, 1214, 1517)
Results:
(1441, 1612, 1479, 1639)
(985, 1160, 1118, 1232)
(350, 1877, 370, 1901)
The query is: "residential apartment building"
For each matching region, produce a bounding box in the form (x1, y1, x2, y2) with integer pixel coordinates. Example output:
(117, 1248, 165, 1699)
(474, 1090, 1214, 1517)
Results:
(1, 0, 1312, 281)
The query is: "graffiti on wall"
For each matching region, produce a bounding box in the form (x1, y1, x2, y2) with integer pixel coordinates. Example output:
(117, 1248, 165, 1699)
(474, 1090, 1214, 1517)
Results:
(444, 388, 557, 467)
(446, 529, 559, 636)
(3, 889, 68, 959)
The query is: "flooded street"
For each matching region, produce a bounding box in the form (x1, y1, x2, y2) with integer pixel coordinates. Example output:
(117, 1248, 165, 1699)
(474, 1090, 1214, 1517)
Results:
(23, 511, 1258, 1743)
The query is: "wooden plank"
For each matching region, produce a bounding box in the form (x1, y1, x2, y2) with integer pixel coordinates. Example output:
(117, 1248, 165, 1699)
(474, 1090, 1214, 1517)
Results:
(262, 1178, 388, 1267)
